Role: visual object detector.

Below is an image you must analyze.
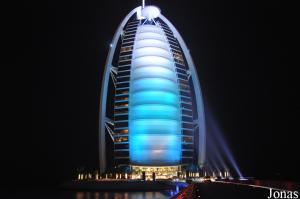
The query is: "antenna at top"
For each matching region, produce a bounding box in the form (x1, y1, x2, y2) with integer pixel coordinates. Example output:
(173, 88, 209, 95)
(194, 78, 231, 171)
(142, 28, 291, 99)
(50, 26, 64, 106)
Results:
(142, 0, 145, 8)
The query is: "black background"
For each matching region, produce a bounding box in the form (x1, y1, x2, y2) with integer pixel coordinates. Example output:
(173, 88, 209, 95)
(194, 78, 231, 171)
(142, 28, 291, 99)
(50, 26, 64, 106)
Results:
(3, 0, 295, 187)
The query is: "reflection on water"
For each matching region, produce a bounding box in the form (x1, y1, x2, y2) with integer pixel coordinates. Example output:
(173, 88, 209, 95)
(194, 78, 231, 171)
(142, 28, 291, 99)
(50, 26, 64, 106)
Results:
(75, 190, 176, 199)
(2, 185, 183, 199)
(73, 185, 182, 199)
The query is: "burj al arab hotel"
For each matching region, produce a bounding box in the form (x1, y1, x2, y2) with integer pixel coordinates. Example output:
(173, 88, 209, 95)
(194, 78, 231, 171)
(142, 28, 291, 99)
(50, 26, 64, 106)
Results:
(99, 3, 206, 178)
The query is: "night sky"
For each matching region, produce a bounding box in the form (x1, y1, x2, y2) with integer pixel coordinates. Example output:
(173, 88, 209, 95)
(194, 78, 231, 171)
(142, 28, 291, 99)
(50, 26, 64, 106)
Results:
(4, 0, 295, 187)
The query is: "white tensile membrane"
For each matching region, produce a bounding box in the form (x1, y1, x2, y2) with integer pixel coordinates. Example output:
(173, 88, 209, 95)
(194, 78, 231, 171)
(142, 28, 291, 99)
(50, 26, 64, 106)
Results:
(129, 24, 182, 165)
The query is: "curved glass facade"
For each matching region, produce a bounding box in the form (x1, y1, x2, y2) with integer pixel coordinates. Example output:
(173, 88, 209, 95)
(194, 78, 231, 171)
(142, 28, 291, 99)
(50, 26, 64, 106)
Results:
(129, 24, 182, 165)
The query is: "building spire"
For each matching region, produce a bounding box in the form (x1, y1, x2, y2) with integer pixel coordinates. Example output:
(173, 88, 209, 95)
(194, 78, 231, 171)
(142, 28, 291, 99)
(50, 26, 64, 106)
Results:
(142, 0, 145, 8)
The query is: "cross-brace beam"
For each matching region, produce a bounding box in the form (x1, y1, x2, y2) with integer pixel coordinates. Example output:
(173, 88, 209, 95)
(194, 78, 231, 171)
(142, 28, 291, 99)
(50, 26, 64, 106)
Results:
(110, 66, 118, 87)
(104, 120, 115, 142)
(187, 70, 191, 80)
(105, 117, 114, 126)
(193, 119, 199, 129)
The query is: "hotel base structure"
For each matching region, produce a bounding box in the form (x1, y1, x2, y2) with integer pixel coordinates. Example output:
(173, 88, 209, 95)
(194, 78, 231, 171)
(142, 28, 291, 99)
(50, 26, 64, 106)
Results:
(99, 5, 206, 179)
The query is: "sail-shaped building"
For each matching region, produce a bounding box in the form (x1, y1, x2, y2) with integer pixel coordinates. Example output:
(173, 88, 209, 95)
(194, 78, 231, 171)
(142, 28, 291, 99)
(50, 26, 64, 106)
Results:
(99, 5, 206, 178)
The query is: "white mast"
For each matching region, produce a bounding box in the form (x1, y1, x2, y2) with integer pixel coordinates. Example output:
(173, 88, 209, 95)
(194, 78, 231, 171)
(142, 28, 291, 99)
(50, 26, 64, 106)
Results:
(142, 0, 145, 8)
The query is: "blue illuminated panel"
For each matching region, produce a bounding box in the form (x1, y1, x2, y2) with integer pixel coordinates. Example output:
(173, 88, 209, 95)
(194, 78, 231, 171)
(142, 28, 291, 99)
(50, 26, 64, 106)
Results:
(129, 24, 182, 165)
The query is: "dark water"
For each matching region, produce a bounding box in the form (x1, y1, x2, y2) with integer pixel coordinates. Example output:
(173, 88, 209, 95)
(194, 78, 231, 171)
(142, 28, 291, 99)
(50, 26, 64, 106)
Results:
(2, 188, 180, 199)
(64, 191, 174, 199)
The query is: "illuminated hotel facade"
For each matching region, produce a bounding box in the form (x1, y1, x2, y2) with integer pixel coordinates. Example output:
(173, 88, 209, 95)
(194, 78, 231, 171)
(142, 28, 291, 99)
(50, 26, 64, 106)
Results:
(99, 5, 206, 177)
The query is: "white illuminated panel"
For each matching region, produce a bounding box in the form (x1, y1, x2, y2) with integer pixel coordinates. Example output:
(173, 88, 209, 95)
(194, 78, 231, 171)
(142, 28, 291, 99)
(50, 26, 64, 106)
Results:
(136, 32, 165, 41)
(132, 56, 173, 68)
(134, 48, 171, 60)
(135, 39, 169, 50)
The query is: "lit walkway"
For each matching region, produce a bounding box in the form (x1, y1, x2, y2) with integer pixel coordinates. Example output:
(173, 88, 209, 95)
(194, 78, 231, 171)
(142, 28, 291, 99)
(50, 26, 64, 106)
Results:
(172, 182, 270, 199)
